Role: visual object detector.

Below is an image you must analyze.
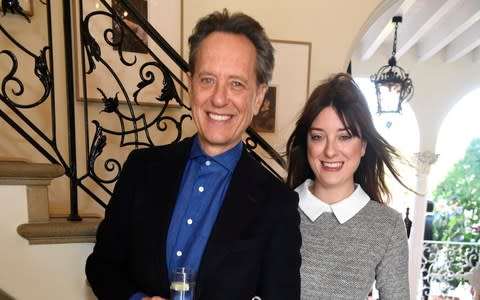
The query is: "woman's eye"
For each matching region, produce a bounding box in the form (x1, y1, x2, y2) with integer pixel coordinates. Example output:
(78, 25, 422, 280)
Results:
(339, 135, 352, 141)
(310, 134, 322, 141)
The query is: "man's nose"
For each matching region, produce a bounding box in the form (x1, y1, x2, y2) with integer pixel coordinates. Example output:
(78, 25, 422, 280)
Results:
(212, 83, 228, 107)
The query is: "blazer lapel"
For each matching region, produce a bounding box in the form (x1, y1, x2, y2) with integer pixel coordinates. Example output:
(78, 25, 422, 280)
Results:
(209, 148, 266, 240)
(196, 149, 268, 292)
(146, 138, 193, 222)
(143, 138, 193, 290)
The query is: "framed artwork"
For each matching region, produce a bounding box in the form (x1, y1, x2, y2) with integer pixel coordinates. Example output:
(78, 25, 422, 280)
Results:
(269, 40, 311, 138)
(111, 0, 148, 54)
(255, 40, 311, 156)
(248, 40, 311, 176)
(76, 0, 182, 106)
(0, 0, 34, 17)
(251, 86, 277, 132)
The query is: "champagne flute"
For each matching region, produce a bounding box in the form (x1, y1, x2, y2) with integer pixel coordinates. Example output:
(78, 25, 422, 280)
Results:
(170, 267, 195, 300)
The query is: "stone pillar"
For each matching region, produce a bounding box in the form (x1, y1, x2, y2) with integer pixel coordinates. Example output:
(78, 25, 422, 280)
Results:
(408, 151, 439, 300)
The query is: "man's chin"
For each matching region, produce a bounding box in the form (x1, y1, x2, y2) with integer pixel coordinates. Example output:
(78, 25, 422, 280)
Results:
(198, 136, 241, 154)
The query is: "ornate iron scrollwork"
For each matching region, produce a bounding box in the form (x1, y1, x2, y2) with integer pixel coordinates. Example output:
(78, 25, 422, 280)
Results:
(1, 0, 31, 23)
(0, 33, 52, 108)
(88, 120, 121, 184)
(80, 5, 193, 189)
(420, 241, 479, 299)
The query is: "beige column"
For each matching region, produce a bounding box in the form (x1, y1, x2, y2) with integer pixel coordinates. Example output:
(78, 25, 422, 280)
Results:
(408, 151, 439, 300)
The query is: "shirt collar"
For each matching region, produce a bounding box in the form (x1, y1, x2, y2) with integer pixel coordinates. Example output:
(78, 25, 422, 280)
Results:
(296, 179, 331, 222)
(296, 179, 370, 224)
(190, 136, 243, 172)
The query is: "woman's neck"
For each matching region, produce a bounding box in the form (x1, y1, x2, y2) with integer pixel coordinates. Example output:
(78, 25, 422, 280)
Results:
(309, 181, 356, 204)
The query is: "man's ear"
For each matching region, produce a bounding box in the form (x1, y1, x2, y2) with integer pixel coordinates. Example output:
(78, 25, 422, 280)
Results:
(253, 84, 268, 115)
(187, 72, 193, 91)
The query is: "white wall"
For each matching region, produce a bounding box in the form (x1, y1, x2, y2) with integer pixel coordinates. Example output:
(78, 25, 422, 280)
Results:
(183, 0, 385, 90)
(0, 185, 95, 300)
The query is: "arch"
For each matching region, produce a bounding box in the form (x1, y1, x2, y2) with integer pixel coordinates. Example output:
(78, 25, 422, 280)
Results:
(355, 77, 420, 213)
(429, 88, 480, 196)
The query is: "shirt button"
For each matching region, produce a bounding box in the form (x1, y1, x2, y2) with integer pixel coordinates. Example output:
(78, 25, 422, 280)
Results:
(198, 186, 205, 192)
(176, 251, 182, 257)
(187, 218, 193, 225)
(205, 160, 211, 166)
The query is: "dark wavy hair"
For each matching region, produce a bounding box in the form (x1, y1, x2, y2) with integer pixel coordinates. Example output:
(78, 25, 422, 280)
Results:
(187, 8, 274, 86)
(286, 73, 409, 203)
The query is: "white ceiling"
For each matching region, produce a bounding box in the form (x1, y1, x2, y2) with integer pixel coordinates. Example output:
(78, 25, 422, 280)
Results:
(357, 0, 480, 63)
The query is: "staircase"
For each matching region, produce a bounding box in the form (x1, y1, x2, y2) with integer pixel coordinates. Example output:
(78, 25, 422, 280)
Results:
(0, 1, 286, 296)
(0, 162, 96, 299)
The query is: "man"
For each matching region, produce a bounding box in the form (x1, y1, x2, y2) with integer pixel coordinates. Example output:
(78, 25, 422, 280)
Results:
(85, 9, 301, 300)
(422, 200, 435, 299)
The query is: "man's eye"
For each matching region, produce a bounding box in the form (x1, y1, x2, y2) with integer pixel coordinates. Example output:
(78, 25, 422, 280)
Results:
(232, 81, 244, 88)
(200, 77, 213, 85)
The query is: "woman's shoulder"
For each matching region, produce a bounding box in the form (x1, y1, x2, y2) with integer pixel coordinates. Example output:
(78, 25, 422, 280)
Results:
(364, 200, 403, 221)
(361, 201, 407, 239)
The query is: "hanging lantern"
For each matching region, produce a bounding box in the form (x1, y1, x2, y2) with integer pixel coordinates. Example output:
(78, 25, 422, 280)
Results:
(371, 16, 414, 114)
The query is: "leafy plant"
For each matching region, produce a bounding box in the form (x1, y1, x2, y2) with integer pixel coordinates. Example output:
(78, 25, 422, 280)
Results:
(431, 137, 480, 292)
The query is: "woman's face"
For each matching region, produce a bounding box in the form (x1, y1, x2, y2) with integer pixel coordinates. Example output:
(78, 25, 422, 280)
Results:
(307, 106, 367, 197)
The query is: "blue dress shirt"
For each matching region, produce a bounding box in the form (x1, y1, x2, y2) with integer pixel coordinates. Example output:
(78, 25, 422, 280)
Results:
(166, 137, 242, 279)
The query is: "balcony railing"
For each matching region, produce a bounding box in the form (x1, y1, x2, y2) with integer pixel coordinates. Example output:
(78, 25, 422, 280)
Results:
(419, 240, 479, 299)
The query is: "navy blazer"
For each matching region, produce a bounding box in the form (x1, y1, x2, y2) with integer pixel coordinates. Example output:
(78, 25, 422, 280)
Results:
(86, 136, 301, 300)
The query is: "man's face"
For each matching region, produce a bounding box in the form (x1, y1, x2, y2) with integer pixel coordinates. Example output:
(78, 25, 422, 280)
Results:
(188, 32, 267, 156)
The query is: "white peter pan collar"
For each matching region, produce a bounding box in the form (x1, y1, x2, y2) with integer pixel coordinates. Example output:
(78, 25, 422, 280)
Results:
(295, 179, 370, 224)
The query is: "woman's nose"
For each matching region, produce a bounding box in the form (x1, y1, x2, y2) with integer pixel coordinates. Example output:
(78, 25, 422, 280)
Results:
(324, 139, 337, 157)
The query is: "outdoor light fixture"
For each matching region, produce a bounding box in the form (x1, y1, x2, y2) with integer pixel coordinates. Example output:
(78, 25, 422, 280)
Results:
(371, 16, 413, 114)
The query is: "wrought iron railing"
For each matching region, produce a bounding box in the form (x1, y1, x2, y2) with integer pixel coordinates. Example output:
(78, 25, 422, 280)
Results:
(0, 0, 287, 220)
(419, 240, 479, 299)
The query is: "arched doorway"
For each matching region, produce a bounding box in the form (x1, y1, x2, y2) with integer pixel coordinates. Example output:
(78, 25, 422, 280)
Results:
(423, 88, 480, 299)
(355, 77, 420, 214)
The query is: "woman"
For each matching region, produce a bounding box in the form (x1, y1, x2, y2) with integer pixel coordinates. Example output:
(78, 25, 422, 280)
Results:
(287, 73, 410, 299)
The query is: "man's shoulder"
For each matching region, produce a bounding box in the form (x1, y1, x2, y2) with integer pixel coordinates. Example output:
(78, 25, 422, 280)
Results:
(129, 136, 193, 159)
(239, 150, 281, 180)
(238, 150, 295, 197)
